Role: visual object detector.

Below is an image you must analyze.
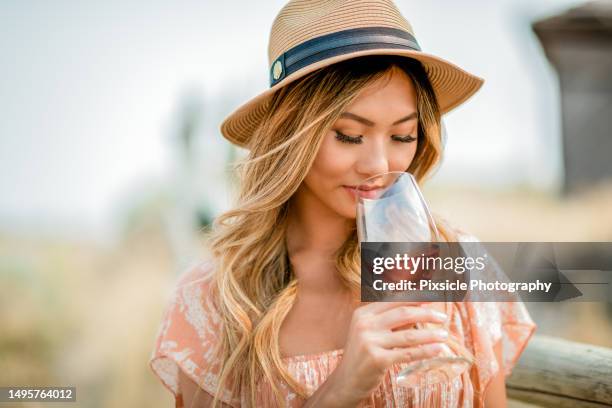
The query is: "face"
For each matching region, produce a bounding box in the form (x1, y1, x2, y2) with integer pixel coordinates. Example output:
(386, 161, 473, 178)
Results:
(300, 66, 420, 219)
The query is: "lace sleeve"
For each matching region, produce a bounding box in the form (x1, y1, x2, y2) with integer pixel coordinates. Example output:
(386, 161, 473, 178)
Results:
(149, 260, 240, 407)
(456, 230, 537, 407)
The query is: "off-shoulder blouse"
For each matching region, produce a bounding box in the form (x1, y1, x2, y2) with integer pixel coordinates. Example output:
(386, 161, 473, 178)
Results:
(149, 259, 536, 407)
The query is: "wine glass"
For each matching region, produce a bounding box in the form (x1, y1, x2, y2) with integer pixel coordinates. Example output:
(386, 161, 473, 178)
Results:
(355, 171, 474, 388)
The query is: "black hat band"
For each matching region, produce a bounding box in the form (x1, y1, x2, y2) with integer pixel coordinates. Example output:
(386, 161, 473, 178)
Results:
(269, 26, 421, 87)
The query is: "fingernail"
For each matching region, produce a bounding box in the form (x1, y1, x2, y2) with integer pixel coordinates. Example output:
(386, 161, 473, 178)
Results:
(431, 343, 444, 353)
(435, 329, 449, 339)
(434, 311, 448, 320)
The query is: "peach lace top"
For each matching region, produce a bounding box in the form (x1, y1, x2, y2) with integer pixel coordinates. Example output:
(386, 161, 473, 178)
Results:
(150, 257, 536, 407)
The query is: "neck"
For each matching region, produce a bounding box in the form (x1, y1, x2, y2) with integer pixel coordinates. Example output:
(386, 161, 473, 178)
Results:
(286, 185, 354, 295)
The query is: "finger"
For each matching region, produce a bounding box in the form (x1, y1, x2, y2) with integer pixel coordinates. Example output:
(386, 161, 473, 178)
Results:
(375, 305, 447, 330)
(377, 328, 449, 349)
(359, 301, 431, 316)
(386, 342, 447, 365)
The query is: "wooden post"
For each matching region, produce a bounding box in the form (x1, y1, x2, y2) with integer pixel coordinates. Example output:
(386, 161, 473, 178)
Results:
(507, 335, 612, 407)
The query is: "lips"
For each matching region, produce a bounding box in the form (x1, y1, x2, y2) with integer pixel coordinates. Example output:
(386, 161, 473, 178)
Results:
(343, 185, 385, 199)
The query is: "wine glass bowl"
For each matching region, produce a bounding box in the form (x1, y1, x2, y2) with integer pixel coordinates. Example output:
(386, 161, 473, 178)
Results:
(356, 172, 439, 243)
(355, 171, 475, 388)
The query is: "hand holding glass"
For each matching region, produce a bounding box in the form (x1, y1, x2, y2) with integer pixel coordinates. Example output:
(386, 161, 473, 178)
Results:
(355, 171, 474, 388)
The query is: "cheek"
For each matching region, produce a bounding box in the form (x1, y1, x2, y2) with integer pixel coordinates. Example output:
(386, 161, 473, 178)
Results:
(308, 133, 356, 180)
(390, 142, 418, 171)
(302, 134, 359, 218)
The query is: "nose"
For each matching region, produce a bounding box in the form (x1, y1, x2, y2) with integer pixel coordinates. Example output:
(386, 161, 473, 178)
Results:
(355, 138, 389, 180)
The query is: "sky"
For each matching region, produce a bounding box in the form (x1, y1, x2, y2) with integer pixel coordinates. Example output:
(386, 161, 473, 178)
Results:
(0, 0, 588, 241)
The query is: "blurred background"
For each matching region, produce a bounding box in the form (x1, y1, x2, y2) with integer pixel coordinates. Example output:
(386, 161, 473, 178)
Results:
(1, 0, 611, 407)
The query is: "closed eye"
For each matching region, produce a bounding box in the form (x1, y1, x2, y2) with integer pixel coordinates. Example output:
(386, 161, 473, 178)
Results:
(334, 131, 417, 144)
(335, 131, 362, 144)
(391, 134, 417, 143)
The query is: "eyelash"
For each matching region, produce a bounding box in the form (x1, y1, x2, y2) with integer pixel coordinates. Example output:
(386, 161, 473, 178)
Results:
(334, 131, 417, 144)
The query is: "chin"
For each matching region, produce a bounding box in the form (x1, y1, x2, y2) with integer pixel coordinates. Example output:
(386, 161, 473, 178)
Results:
(334, 204, 357, 220)
(328, 187, 356, 219)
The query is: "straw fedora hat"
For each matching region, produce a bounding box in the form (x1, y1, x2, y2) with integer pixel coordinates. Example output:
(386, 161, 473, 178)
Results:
(220, 0, 484, 149)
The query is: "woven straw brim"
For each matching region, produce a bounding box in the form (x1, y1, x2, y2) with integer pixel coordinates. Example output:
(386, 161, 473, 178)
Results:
(220, 48, 484, 149)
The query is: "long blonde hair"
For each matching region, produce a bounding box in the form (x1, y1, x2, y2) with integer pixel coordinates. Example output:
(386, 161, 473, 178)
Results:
(203, 55, 458, 407)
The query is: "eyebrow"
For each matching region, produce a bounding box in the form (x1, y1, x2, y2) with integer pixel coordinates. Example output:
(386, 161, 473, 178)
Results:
(339, 111, 417, 127)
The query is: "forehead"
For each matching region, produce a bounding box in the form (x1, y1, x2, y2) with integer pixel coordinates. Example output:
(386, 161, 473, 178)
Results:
(344, 68, 417, 118)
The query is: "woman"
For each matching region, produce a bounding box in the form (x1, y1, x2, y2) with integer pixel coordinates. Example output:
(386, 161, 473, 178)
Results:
(150, 1, 536, 407)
